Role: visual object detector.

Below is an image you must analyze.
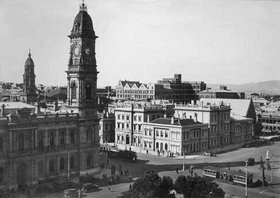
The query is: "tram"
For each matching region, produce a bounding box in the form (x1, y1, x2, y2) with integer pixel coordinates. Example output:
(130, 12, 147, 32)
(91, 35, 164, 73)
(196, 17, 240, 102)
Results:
(203, 166, 253, 186)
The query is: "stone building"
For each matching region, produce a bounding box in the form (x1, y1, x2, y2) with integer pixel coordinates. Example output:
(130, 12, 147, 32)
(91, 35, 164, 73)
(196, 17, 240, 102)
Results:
(99, 112, 115, 143)
(142, 117, 208, 156)
(114, 102, 164, 148)
(0, 2, 100, 193)
(199, 86, 245, 99)
(174, 102, 232, 149)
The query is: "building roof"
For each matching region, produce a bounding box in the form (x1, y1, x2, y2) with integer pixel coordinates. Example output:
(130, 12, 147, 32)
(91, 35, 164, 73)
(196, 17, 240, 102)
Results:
(150, 118, 202, 126)
(0, 102, 36, 109)
(200, 89, 237, 94)
(24, 52, 34, 66)
(120, 80, 142, 88)
(200, 98, 255, 118)
(70, 3, 95, 37)
(45, 87, 67, 98)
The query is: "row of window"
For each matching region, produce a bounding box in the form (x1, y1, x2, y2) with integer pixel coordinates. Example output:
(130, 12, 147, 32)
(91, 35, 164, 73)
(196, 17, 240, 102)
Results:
(144, 128, 181, 140)
(116, 90, 154, 94)
(116, 123, 142, 131)
(211, 113, 230, 122)
(116, 95, 152, 99)
(117, 114, 142, 122)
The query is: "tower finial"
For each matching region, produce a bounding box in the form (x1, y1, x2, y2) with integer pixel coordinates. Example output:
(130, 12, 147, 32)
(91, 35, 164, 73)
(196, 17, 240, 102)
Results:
(80, 0, 87, 11)
(28, 49, 31, 57)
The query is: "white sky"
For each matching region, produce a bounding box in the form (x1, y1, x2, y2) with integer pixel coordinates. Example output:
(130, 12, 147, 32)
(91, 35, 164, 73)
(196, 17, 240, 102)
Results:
(1, 0, 280, 87)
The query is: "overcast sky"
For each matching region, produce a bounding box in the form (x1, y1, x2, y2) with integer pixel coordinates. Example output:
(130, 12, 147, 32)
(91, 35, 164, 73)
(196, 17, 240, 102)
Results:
(1, 0, 280, 87)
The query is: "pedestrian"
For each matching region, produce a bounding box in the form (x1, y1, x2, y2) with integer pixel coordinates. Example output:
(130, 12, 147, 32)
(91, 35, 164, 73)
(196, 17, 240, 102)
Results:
(108, 186, 111, 191)
(129, 175, 132, 181)
(129, 184, 132, 190)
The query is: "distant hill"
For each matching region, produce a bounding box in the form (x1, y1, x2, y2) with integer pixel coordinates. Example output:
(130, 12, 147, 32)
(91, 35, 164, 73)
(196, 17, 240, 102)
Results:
(208, 80, 280, 95)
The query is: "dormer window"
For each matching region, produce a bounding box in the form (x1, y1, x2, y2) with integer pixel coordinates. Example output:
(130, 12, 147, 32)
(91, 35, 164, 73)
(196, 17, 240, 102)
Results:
(74, 22, 80, 32)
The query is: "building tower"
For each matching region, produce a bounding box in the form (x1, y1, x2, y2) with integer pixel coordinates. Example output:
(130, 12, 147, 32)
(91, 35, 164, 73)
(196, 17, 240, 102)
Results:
(66, 2, 98, 119)
(66, 2, 100, 171)
(23, 50, 37, 104)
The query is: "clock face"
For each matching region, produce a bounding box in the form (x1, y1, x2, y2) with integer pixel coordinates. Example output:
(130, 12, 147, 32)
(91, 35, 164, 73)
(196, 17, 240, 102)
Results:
(85, 48, 90, 55)
(73, 45, 80, 56)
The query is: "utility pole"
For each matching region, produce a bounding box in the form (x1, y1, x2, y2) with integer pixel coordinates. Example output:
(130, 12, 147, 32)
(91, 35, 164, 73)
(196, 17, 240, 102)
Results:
(271, 154, 274, 185)
(182, 152, 185, 171)
(260, 155, 266, 187)
(245, 159, 248, 198)
(68, 152, 70, 180)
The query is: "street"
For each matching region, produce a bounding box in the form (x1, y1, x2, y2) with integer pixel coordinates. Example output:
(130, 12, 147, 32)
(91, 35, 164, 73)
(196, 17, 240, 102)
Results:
(40, 142, 280, 198)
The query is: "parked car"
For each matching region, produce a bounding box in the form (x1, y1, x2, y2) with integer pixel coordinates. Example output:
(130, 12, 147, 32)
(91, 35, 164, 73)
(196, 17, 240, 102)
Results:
(82, 183, 99, 193)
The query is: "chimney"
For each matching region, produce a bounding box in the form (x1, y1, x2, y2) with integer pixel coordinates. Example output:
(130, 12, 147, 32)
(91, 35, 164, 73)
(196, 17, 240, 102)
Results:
(1, 104, 5, 116)
(171, 117, 175, 124)
(194, 113, 198, 122)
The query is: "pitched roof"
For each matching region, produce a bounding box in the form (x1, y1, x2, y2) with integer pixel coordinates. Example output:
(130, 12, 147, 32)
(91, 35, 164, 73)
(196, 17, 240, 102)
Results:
(150, 118, 202, 126)
(120, 80, 141, 88)
(200, 98, 254, 118)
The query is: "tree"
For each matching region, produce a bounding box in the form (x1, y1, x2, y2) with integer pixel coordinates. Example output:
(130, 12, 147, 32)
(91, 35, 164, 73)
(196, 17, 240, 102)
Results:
(174, 175, 225, 198)
(157, 176, 174, 198)
(132, 170, 161, 198)
(132, 170, 174, 198)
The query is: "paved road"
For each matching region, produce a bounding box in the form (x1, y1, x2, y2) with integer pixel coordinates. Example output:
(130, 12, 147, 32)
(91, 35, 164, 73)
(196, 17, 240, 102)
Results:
(39, 142, 280, 198)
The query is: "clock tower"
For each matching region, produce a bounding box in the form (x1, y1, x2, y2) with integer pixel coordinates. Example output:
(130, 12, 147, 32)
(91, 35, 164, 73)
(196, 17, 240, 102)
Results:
(66, 2, 98, 119)
(66, 2, 100, 172)
(23, 50, 37, 104)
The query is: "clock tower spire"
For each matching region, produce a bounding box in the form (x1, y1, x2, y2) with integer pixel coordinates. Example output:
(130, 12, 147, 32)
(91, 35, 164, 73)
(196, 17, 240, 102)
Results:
(66, 1, 98, 119)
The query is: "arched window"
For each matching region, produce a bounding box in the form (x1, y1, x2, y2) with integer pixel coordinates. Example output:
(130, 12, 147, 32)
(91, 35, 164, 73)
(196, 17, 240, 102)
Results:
(60, 129, 65, 145)
(38, 132, 43, 148)
(18, 134, 24, 151)
(38, 161, 43, 176)
(49, 159, 54, 173)
(60, 158, 65, 171)
(70, 156, 74, 169)
(0, 167, 3, 183)
(70, 131, 75, 145)
(71, 82, 77, 100)
(165, 143, 168, 150)
(0, 136, 3, 151)
(50, 132, 55, 146)
(86, 83, 91, 99)
(86, 128, 92, 142)
(87, 154, 92, 167)
(156, 142, 159, 149)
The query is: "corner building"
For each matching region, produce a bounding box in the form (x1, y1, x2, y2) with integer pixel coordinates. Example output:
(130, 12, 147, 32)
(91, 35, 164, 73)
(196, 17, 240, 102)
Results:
(0, 3, 100, 193)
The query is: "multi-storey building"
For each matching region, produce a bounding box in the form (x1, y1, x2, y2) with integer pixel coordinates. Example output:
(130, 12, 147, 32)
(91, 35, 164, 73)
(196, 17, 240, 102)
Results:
(157, 74, 197, 103)
(0, 2, 100, 194)
(199, 86, 245, 99)
(142, 117, 208, 156)
(99, 112, 115, 143)
(114, 102, 164, 148)
(258, 113, 280, 134)
(174, 102, 231, 148)
(115, 74, 204, 103)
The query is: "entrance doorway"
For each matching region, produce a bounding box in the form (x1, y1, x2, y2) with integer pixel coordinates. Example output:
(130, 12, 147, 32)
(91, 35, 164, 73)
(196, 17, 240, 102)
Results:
(17, 163, 28, 189)
(126, 134, 129, 144)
